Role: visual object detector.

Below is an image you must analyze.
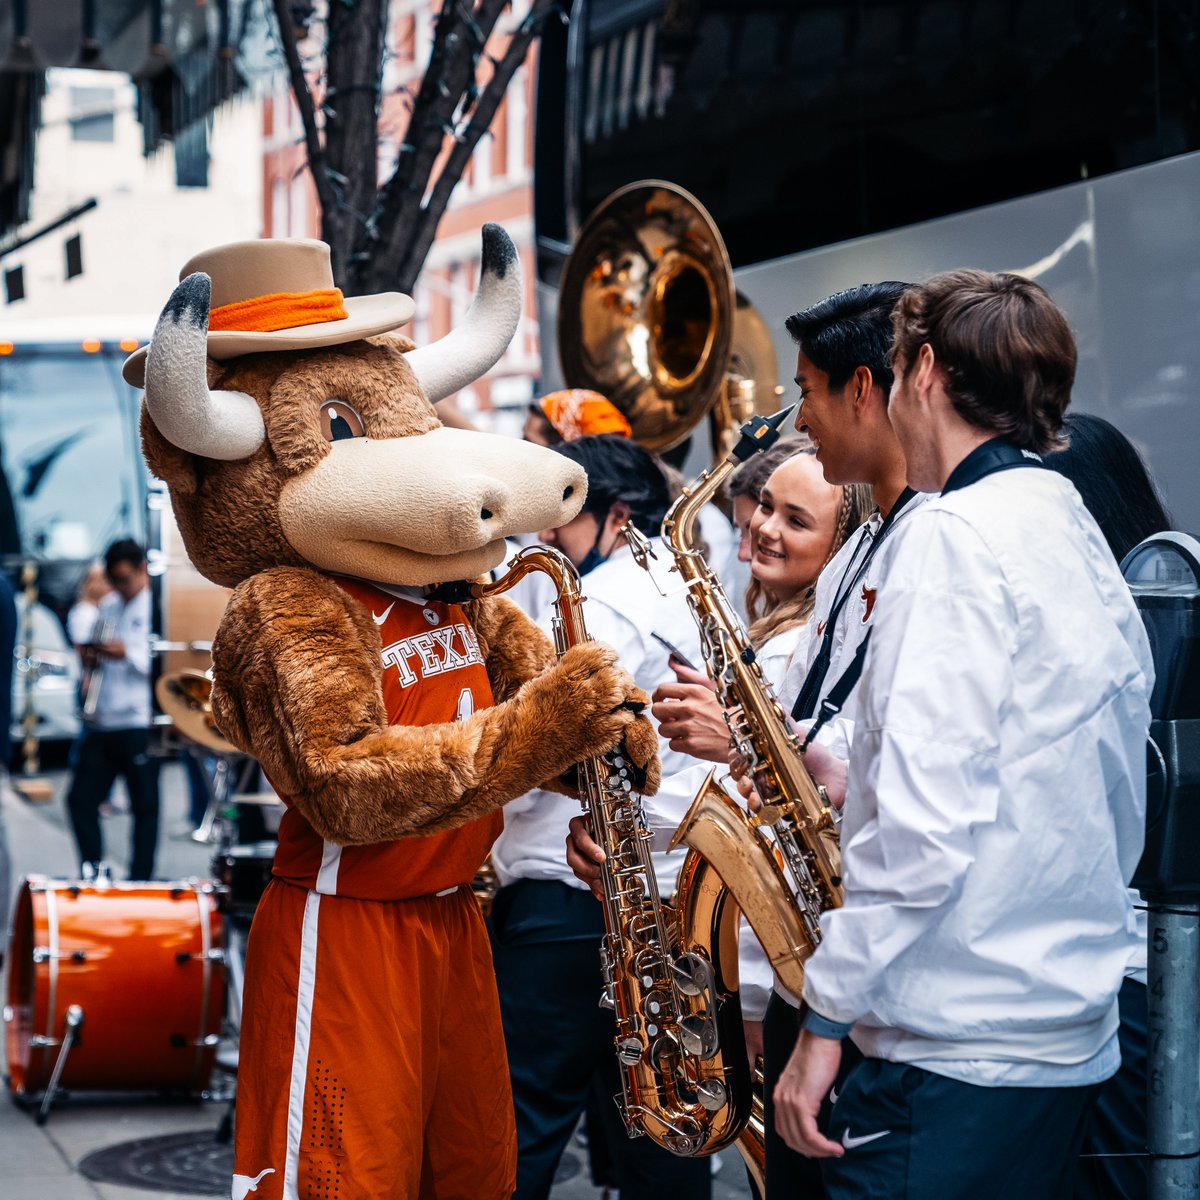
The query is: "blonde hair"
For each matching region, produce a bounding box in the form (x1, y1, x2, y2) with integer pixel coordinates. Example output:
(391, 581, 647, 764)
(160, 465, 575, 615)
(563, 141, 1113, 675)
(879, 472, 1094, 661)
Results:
(746, 472, 873, 649)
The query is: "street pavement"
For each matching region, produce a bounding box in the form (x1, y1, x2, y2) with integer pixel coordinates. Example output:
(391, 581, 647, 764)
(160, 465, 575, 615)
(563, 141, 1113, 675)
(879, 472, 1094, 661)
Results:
(0, 762, 752, 1200)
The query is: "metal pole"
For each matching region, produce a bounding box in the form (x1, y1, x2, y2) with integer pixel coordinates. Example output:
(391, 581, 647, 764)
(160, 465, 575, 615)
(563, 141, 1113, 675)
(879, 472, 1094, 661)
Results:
(1146, 902, 1200, 1200)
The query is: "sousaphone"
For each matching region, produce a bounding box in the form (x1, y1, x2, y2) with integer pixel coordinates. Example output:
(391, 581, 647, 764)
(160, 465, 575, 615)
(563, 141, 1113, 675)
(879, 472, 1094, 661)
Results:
(558, 181, 780, 457)
(155, 669, 238, 756)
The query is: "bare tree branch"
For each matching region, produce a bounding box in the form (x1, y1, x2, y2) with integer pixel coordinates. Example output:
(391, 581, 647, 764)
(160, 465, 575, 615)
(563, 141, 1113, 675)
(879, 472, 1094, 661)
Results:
(269, 0, 338, 245)
(379, 0, 560, 293)
(269, 0, 565, 296)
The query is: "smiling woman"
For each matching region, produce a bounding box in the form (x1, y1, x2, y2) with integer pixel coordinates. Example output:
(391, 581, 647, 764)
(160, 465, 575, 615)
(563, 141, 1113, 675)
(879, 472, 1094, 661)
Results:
(745, 453, 872, 652)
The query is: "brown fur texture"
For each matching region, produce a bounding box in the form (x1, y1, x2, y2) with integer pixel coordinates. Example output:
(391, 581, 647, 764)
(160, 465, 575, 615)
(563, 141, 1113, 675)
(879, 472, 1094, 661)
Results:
(210, 568, 657, 842)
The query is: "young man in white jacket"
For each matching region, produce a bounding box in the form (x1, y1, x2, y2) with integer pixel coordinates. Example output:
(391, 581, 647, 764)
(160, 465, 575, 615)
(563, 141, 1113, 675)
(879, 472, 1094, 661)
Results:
(775, 270, 1155, 1199)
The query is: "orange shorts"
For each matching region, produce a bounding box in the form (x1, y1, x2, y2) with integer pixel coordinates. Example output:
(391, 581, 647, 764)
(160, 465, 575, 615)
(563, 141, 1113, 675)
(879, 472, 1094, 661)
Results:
(233, 879, 516, 1200)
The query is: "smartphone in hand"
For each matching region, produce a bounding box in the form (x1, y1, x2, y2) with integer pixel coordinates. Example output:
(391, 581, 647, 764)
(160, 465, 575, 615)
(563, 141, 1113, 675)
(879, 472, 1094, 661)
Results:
(650, 632, 697, 673)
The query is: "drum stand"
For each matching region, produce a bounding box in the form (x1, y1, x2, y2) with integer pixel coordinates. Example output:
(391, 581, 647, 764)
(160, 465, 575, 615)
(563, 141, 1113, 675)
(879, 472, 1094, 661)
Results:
(190, 761, 260, 1144)
(34, 1005, 84, 1126)
(190, 750, 260, 845)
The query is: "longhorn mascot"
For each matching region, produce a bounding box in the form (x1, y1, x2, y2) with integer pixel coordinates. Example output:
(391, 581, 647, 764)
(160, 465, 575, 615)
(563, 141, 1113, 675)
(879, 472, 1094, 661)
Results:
(126, 227, 660, 1200)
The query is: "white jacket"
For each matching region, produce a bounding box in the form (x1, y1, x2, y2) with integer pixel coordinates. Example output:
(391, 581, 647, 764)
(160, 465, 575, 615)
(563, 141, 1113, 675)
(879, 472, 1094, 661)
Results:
(786, 492, 933, 759)
(88, 587, 152, 730)
(802, 467, 1154, 1087)
(492, 538, 708, 894)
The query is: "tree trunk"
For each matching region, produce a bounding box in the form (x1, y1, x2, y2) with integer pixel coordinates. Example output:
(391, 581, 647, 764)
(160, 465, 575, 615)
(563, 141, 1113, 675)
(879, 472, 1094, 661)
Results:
(321, 0, 389, 284)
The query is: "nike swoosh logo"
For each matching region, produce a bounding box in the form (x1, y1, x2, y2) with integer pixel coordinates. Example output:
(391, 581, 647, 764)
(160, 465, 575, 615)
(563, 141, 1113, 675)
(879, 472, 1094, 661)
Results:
(842, 1128, 891, 1150)
(829, 1086, 840, 1106)
(372, 603, 395, 626)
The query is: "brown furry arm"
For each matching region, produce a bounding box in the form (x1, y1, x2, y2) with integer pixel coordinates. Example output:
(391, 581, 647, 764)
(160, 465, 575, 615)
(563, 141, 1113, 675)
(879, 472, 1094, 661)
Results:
(210, 568, 647, 845)
(466, 594, 660, 798)
(465, 595, 556, 703)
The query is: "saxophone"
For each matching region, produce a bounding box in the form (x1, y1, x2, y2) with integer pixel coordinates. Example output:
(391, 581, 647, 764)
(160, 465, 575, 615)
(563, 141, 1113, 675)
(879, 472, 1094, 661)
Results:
(471, 545, 750, 1157)
(627, 407, 843, 1003)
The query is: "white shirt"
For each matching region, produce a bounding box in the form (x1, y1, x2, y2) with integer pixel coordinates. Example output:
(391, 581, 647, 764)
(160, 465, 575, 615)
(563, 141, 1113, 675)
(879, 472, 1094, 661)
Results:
(88, 587, 152, 730)
(492, 538, 708, 895)
(802, 467, 1154, 1087)
(786, 492, 933, 759)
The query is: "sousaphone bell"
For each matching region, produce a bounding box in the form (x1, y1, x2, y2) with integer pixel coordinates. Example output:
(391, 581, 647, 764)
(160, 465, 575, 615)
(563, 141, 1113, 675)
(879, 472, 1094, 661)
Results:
(558, 180, 781, 459)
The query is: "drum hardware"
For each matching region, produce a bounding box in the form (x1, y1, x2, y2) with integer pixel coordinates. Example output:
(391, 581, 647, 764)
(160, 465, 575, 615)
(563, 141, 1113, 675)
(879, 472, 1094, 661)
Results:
(176, 948, 227, 964)
(5, 876, 226, 1112)
(36, 1004, 83, 1126)
(32, 947, 87, 963)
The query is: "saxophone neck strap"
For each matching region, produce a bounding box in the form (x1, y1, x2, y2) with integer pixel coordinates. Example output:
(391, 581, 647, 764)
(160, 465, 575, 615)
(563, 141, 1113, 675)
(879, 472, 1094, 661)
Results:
(791, 486, 917, 723)
(800, 627, 871, 754)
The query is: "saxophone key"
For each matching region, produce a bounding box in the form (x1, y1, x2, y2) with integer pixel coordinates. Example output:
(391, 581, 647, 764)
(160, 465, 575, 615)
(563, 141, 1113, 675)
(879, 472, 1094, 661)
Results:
(696, 1077, 729, 1112)
(616, 1036, 644, 1066)
(678, 1013, 719, 1059)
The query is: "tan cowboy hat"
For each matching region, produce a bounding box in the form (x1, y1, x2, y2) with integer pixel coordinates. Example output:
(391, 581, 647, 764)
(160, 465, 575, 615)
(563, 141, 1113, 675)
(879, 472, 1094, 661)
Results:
(155, 669, 239, 755)
(123, 238, 415, 387)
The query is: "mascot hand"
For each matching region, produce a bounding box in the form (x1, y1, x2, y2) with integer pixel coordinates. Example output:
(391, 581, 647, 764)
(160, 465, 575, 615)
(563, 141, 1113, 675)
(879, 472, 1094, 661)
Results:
(536, 643, 660, 795)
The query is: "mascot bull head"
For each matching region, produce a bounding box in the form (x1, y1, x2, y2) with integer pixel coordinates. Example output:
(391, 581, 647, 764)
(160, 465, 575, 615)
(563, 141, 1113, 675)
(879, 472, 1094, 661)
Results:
(129, 225, 587, 588)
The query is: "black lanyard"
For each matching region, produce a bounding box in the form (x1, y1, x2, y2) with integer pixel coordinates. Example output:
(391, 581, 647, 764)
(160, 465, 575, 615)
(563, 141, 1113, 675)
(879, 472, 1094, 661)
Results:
(796, 439, 1043, 750)
(941, 436, 1043, 494)
(791, 486, 917, 722)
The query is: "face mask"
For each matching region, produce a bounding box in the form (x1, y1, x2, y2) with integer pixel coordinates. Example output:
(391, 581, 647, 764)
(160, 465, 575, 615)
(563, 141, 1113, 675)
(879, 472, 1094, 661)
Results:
(576, 519, 610, 577)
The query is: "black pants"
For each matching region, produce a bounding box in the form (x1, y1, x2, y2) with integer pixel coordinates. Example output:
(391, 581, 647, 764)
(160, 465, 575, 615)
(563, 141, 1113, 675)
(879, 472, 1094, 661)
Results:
(66, 727, 159, 880)
(489, 878, 711, 1200)
(1076, 978, 1148, 1200)
(763, 991, 861, 1198)
(822, 1056, 1100, 1200)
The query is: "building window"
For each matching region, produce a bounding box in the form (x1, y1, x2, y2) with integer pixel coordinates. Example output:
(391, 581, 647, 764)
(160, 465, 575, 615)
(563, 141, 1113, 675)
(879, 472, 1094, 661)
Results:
(69, 86, 115, 142)
(272, 179, 288, 238)
(506, 66, 528, 180)
(289, 174, 310, 236)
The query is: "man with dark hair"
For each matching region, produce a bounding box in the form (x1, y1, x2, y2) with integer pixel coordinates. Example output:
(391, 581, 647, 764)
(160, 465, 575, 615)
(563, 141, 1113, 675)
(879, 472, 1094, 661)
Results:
(732, 280, 922, 1197)
(65, 538, 160, 880)
(774, 271, 1153, 1199)
(488, 434, 714, 1200)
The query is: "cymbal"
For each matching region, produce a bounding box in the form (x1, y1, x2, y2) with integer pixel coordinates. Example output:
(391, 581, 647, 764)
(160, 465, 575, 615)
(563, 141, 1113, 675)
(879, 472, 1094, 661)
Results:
(155, 669, 238, 755)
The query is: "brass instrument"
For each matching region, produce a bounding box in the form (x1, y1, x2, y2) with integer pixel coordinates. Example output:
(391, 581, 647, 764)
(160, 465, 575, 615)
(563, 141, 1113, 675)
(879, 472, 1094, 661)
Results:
(628, 408, 843, 1002)
(471, 545, 750, 1157)
(557, 181, 782, 460)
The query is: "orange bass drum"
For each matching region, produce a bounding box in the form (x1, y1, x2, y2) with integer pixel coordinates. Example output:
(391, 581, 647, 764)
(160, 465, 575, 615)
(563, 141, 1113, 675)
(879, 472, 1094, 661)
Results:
(4, 876, 225, 1096)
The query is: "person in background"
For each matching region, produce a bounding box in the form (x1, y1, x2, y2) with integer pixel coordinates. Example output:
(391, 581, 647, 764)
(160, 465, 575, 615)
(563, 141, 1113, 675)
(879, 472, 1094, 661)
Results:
(1046, 411, 1172, 1200)
(64, 539, 160, 880)
(66, 561, 112, 648)
(1046, 412, 1171, 564)
(523, 388, 633, 446)
(489, 434, 713, 1200)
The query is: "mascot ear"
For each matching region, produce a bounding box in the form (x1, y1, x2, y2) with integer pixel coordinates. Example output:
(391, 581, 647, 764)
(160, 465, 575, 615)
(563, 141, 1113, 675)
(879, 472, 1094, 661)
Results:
(141, 402, 199, 495)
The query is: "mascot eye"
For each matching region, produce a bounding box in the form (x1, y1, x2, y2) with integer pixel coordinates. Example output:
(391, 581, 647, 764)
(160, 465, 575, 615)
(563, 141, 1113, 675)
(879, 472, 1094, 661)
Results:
(320, 401, 365, 442)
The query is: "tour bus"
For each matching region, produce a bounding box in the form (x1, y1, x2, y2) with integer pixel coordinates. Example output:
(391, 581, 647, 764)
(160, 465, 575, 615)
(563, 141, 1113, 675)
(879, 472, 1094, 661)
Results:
(532, 0, 1200, 530)
(0, 315, 225, 756)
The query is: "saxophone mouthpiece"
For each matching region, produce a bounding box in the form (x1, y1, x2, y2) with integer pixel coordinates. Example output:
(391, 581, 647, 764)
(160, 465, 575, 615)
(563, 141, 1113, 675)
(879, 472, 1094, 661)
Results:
(731, 405, 797, 461)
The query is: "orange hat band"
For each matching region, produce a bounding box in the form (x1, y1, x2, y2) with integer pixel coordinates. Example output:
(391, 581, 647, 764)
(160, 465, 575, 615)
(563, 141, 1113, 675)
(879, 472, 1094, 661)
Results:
(208, 288, 349, 334)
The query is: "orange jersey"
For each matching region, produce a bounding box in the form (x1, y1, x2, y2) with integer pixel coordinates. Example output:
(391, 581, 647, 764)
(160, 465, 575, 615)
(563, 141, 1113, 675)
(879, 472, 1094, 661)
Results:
(271, 579, 501, 900)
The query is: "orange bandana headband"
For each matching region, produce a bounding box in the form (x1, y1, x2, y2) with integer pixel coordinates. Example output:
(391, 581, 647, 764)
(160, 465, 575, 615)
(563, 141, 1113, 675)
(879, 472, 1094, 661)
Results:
(540, 390, 632, 441)
(208, 288, 349, 333)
